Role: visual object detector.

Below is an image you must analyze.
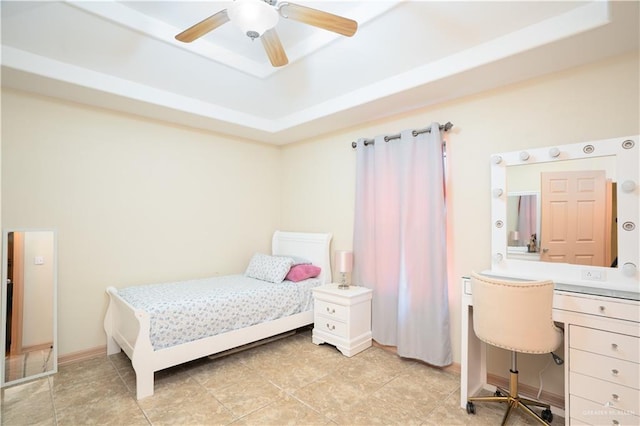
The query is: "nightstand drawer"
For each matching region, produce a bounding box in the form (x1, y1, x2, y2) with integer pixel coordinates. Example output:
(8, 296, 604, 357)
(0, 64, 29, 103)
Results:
(570, 326, 639, 363)
(570, 372, 640, 415)
(570, 348, 640, 389)
(315, 299, 348, 322)
(315, 317, 348, 338)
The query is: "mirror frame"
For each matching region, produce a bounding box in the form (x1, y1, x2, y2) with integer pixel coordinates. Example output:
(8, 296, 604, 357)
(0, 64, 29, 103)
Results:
(0, 228, 58, 387)
(490, 136, 639, 293)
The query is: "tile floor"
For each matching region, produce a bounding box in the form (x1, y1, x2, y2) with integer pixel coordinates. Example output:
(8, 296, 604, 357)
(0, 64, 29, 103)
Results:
(1, 329, 563, 425)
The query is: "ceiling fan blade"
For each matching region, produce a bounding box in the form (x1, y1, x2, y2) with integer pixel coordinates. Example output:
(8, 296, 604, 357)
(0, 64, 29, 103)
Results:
(261, 29, 289, 67)
(278, 2, 357, 37)
(175, 9, 229, 43)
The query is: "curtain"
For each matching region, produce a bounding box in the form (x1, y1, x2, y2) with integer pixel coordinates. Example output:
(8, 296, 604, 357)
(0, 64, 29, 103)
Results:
(517, 195, 537, 244)
(353, 122, 452, 366)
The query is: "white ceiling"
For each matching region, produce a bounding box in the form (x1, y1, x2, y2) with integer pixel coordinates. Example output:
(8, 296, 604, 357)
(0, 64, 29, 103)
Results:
(1, 1, 638, 145)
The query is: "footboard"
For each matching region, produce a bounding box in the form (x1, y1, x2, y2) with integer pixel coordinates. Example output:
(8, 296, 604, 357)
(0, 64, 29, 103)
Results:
(104, 287, 155, 398)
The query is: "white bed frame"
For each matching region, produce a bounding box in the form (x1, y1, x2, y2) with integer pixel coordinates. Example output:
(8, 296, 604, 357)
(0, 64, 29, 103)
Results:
(104, 231, 332, 399)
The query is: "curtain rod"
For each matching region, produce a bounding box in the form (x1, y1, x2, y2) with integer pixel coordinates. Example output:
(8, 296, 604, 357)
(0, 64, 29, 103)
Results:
(351, 121, 453, 148)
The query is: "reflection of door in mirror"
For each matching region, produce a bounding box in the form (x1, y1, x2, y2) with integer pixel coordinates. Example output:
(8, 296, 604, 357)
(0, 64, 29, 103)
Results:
(505, 155, 617, 266)
(2, 230, 56, 385)
(539, 171, 617, 267)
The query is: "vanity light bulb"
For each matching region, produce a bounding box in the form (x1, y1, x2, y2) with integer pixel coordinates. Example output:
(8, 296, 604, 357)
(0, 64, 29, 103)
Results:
(622, 262, 637, 277)
(621, 180, 637, 193)
(493, 253, 503, 263)
(549, 147, 560, 158)
(519, 151, 530, 161)
(492, 155, 503, 164)
(492, 188, 504, 198)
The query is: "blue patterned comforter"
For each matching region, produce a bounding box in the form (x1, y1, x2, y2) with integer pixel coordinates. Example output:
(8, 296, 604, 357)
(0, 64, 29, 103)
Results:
(117, 275, 320, 350)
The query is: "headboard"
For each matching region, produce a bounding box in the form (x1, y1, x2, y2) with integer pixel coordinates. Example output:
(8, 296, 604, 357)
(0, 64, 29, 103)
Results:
(272, 231, 333, 284)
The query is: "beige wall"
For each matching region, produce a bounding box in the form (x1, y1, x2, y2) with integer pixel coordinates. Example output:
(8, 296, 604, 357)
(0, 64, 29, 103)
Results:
(280, 52, 639, 396)
(1, 90, 282, 355)
(22, 231, 55, 347)
(1, 51, 638, 398)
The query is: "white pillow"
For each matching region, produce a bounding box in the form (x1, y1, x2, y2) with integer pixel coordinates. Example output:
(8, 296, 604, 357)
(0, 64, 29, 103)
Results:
(245, 253, 294, 283)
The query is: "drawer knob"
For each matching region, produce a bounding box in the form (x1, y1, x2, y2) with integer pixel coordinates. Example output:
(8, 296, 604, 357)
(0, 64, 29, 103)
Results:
(611, 343, 619, 350)
(611, 369, 619, 376)
(326, 323, 335, 331)
(611, 393, 619, 401)
(326, 307, 335, 314)
(599, 305, 606, 312)
(612, 420, 620, 425)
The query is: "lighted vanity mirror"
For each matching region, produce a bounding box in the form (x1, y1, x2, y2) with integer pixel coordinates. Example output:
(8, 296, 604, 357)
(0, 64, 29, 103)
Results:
(506, 155, 617, 266)
(491, 136, 639, 293)
(0, 229, 57, 387)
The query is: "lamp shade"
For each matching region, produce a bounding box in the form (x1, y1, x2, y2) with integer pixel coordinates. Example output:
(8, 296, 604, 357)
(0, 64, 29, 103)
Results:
(228, 0, 279, 38)
(335, 250, 353, 274)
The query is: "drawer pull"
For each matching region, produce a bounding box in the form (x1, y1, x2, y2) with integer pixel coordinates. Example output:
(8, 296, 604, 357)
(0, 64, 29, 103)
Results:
(599, 305, 606, 312)
(326, 307, 335, 314)
(612, 420, 620, 426)
(326, 323, 335, 331)
(611, 343, 619, 350)
(611, 393, 619, 401)
(611, 368, 619, 376)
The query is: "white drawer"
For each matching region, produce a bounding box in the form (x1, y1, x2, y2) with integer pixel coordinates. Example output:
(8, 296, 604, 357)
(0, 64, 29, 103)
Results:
(314, 317, 348, 338)
(570, 394, 640, 426)
(315, 299, 348, 322)
(568, 418, 591, 426)
(555, 293, 640, 322)
(570, 348, 640, 390)
(570, 326, 639, 363)
(570, 372, 640, 416)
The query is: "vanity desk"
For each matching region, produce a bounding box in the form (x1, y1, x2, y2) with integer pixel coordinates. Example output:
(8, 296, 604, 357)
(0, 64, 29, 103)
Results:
(462, 135, 640, 425)
(461, 277, 640, 425)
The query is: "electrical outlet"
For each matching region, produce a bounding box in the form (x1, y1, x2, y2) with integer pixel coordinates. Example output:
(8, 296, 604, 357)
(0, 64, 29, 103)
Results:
(581, 269, 605, 281)
(34, 256, 45, 265)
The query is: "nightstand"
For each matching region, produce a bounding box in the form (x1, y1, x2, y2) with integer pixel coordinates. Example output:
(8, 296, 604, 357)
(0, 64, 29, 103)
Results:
(312, 284, 373, 357)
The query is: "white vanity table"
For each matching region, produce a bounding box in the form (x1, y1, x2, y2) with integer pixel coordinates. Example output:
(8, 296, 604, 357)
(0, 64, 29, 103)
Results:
(461, 277, 640, 425)
(461, 136, 640, 425)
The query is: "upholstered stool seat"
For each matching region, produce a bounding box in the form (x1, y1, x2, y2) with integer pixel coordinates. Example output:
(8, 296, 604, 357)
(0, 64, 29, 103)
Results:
(466, 272, 563, 425)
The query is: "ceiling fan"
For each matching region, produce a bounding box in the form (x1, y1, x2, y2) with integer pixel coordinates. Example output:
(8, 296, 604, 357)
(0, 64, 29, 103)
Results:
(175, 0, 358, 67)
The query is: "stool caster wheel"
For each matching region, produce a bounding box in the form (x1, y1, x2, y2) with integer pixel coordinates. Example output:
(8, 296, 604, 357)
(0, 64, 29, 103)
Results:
(466, 401, 476, 415)
(541, 408, 553, 423)
(494, 390, 503, 397)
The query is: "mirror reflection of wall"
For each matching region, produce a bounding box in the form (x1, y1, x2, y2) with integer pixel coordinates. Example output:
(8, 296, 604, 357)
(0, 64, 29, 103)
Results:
(2, 230, 57, 386)
(505, 156, 617, 266)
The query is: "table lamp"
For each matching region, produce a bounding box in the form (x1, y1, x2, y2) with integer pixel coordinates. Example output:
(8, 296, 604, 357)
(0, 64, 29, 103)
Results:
(335, 250, 353, 289)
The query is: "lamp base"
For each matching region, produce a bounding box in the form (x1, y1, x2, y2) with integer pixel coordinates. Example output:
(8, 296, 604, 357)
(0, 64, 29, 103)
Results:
(338, 272, 349, 289)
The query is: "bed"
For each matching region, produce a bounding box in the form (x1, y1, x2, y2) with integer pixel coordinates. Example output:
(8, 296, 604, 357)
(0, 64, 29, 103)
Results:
(103, 231, 332, 399)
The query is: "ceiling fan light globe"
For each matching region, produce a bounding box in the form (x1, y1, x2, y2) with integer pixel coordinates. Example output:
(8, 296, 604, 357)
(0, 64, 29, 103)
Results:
(229, 0, 279, 38)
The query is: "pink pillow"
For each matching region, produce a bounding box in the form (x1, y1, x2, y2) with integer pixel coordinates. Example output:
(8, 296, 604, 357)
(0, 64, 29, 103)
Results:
(286, 264, 321, 282)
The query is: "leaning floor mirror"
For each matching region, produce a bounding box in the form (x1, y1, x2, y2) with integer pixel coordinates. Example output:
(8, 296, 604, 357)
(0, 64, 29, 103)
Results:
(1, 229, 57, 387)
